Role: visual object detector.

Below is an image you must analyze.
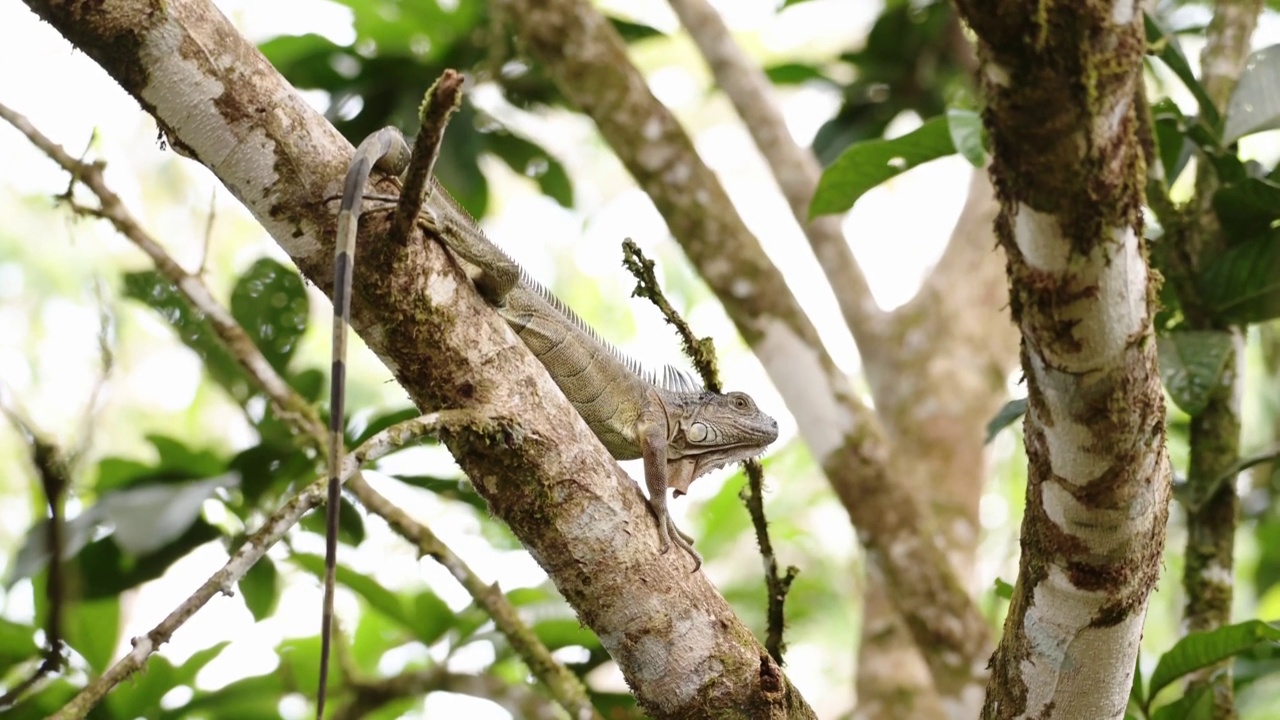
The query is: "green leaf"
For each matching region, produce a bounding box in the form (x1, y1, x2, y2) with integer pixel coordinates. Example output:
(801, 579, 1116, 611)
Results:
(1156, 331, 1234, 416)
(351, 406, 424, 446)
(1149, 620, 1280, 701)
(992, 577, 1015, 600)
(74, 519, 222, 599)
(811, 114, 957, 217)
(290, 367, 326, 403)
(1223, 44, 1280, 143)
(0, 619, 39, 675)
(608, 16, 665, 42)
(1152, 99, 1194, 186)
(178, 672, 287, 719)
(300, 495, 365, 546)
(764, 62, 835, 86)
(1198, 234, 1280, 324)
(1152, 683, 1215, 720)
(240, 555, 281, 621)
(64, 596, 120, 674)
(411, 590, 453, 645)
(985, 398, 1028, 444)
(0, 678, 80, 719)
(172, 640, 231, 687)
(230, 258, 309, 374)
(102, 474, 237, 555)
(393, 474, 486, 510)
(947, 109, 985, 167)
(107, 654, 176, 718)
(123, 270, 253, 402)
(291, 554, 446, 642)
(351, 609, 407, 674)
(1144, 13, 1221, 132)
(532, 618, 600, 651)
(1212, 177, 1280, 244)
(487, 131, 573, 208)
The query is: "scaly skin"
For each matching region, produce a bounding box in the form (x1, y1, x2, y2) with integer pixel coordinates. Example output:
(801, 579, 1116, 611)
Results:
(324, 126, 778, 715)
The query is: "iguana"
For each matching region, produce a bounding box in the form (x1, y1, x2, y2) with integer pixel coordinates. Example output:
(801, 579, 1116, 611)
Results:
(320, 125, 778, 716)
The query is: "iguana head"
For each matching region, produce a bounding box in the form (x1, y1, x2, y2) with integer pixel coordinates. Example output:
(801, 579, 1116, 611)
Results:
(666, 390, 779, 496)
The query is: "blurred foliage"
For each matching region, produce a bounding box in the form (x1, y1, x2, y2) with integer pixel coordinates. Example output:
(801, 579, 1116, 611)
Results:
(1, 0, 1279, 717)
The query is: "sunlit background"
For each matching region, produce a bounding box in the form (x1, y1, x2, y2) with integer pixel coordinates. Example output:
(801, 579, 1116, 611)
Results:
(1, 0, 1278, 718)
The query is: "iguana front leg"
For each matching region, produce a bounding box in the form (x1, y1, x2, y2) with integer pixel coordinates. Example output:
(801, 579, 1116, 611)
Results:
(639, 420, 702, 571)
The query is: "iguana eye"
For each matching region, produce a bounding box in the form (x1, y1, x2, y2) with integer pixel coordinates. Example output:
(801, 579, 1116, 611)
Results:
(688, 422, 709, 442)
(731, 394, 749, 410)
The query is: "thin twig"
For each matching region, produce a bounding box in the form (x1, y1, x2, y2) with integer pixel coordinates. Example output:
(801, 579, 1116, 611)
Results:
(621, 238, 721, 392)
(620, 239, 796, 663)
(349, 474, 604, 720)
(394, 69, 465, 240)
(47, 410, 488, 720)
(0, 99, 601, 720)
(0, 406, 69, 711)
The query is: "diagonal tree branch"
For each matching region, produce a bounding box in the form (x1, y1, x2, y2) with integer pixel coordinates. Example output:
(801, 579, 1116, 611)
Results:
(493, 0, 990, 697)
(665, 0, 883, 342)
(0, 99, 599, 720)
(18, 1, 814, 715)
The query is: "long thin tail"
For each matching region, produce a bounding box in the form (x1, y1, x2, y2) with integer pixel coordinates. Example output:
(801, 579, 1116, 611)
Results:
(320, 127, 408, 719)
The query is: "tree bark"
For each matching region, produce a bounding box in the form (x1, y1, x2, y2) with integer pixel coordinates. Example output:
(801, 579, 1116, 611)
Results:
(494, 0, 993, 700)
(18, 0, 814, 716)
(951, 1, 1173, 717)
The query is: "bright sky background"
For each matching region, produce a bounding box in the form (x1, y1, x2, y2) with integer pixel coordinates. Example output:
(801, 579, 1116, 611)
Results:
(4, 1, 1277, 718)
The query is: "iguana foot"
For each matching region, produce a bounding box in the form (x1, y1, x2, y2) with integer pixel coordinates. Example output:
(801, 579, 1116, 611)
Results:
(665, 516, 702, 572)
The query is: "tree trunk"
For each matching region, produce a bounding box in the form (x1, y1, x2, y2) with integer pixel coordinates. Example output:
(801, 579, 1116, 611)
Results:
(950, 1, 1173, 716)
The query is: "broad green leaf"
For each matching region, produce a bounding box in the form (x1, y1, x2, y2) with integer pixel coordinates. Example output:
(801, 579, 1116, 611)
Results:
(300, 495, 366, 546)
(1152, 99, 1194, 186)
(176, 672, 287, 719)
(532, 618, 600, 651)
(811, 114, 957, 217)
(124, 270, 253, 402)
(64, 596, 120, 674)
(1144, 13, 1221, 131)
(947, 109, 985, 167)
(1149, 620, 1280, 700)
(0, 618, 39, 675)
(1223, 44, 1280, 143)
(1232, 638, 1280, 691)
(412, 590, 453, 645)
(74, 519, 221, 599)
(608, 16, 665, 42)
(240, 555, 281, 621)
(147, 434, 227, 479)
(0, 678, 80, 719)
(1156, 331, 1234, 416)
(351, 406, 424, 446)
(393, 474, 486, 510)
(486, 130, 573, 208)
(102, 474, 237, 555)
(172, 640, 232, 687)
(291, 554, 449, 642)
(107, 654, 176, 718)
(985, 398, 1028, 444)
(764, 62, 835, 86)
(8, 505, 105, 585)
(290, 367, 325, 403)
(1213, 177, 1280, 244)
(1152, 683, 1214, 720)
(276, 635, 327, 697)
(1198, 234, 1280, 324)
(352, 608, 408, 674)
(992, 577, 1015, 600)
(230, 258, 309, 374)
(230, 441, 315, 507)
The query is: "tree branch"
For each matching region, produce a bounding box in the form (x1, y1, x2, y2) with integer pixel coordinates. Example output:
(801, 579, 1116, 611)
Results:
(494, 0, 990, 695)
(665, 0, 883, 341)
(18, 1, 813, 715)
